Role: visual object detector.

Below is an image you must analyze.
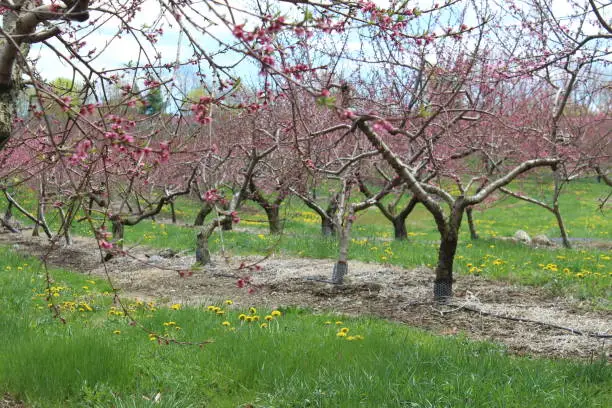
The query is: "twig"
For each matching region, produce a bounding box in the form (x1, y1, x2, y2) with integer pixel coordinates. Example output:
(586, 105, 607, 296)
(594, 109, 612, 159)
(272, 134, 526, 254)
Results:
(448, 304, 611, 338)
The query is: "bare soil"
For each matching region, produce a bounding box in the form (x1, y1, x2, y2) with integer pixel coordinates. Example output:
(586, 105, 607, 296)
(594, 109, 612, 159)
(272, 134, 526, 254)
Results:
(1, 231, 610, 361)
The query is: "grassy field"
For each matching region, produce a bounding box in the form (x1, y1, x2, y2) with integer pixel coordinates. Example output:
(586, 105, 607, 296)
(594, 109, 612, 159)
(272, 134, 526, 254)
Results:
(0, 247, 610, 407)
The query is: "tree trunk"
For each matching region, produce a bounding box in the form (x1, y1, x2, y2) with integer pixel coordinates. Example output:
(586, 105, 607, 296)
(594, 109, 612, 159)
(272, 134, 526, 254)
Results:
(321, 216, 336, 237)
(434, 232, 458, 302)
(221, 217, 233, 231)
(433, 205, 464, 302)
(331, 207, 356, 284)
(111, 217, 124, 250)
(392, 217, 407, 240)
(58, 207, 72, 246)
(553, 205, 571, 249)
(194, 204, 213, 226)
(195, 231, 211, 265)
(169, 200, 177, 224)
(466, 206, 479, 240)
(265, 205, 282, 234)
(1, 201, 19, 233)
(196, 222, 218, 265)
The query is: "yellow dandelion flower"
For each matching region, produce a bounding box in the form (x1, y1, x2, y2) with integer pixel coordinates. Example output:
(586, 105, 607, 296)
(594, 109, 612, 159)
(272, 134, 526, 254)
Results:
(245, 316, 254, 322)
(324, 321, 332, 325)
(336, 331, 347, 337)
(335, 321, 343, 325)
(340, 327, 349, 334)
(346, 336, 355, 341)
(252, 315, 260, 321)
(354, 335, 365, 340)
(265, 315, 274, 321)
(260, 323, 268, 328)
(171, 304, 182, 310)
(249, 307, 257, 314)
(113, 330, 121, 335)
(163, 321, 177, 326)
(222, 321, 231, 326)
(216, 310, 225, 315)
(225, 300, 233, 305)
(207, 305, 216, 311)
(238, 313, 247, 321)
(271, 310, 282, 317)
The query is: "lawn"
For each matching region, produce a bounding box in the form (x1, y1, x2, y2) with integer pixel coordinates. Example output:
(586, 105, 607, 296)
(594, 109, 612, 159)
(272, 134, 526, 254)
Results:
(0, 247, 610, 407)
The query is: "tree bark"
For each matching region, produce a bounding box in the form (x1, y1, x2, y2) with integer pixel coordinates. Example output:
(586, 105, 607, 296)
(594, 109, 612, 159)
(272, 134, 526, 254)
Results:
(392, 217, 407, 240)
(196, 229, 212, 265)
(58, 207, 72, 246)
(221, 216, 233, 231)
(434, 230, 459, 301)
(1, 201, 19, 233)
(169, 200, 177, 224)
(466, 206, 479, 240)
(332, 208, 356, 284)
(264, 205, 282, 234)
(433, 204, 464, 302)
(553, 205, 571, 249)
(194, 203, 213, 226)
(111, 216, 124, 250)
(321, 216, 336, 237)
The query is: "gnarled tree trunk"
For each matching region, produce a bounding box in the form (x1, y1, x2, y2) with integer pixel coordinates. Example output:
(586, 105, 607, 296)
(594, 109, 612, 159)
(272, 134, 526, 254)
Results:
(466, 206, 479, 240)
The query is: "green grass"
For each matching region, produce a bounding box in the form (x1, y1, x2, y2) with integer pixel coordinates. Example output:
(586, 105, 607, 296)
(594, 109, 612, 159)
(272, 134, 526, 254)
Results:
(1, 248, 610, 407)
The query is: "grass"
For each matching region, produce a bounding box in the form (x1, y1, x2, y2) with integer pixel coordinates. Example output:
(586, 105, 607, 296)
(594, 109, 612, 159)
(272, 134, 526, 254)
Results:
(0, 247, 610, 407)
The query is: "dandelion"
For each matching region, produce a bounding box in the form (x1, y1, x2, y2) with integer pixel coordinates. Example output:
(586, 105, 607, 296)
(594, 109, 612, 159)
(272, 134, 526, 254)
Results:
(260, 323, 268, 328)
(346, 336, 355, 341)
(171, 303, 182, 310)
(336, 331, 347, 337)
(324, 321, 332, 325)
(340, 327, 349, 334)
(257, 234, 266, 240)
(466, 243, 473, 248)
(249, 307, 257, 314)
(222, 321, 231, 326)
(271, 310, 282, 317)
(238, 313, 247, 321)
(113, 330, 121, 335)
(265, 315, 274, 321)
(335, 321, 343, 325)
(148, 334, 157, 341)
(575, 273, 585, 278)
(225, 300, 233, 305)
(163, 321, 177, 326)
(245, 316, 254, 323)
